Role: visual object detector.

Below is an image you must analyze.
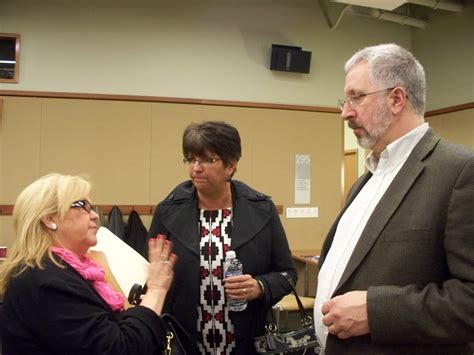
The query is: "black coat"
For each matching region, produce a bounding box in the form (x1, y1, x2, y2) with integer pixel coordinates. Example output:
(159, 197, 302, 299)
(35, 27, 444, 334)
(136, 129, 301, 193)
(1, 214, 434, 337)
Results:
(148, 180, 297, 354)
(125, 210, 148, 256)
(1, 257, 166, 355)
(107, 205, 125, 239)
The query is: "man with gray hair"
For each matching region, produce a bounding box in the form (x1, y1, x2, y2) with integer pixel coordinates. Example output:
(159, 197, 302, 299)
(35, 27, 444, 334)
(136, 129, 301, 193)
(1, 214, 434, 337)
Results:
(314, 43, 474, 354)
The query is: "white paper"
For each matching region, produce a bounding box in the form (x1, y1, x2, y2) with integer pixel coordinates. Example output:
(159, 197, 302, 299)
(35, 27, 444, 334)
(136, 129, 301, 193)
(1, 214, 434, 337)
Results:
(295, 154, 311, 204)
(90, 227, 149, 297)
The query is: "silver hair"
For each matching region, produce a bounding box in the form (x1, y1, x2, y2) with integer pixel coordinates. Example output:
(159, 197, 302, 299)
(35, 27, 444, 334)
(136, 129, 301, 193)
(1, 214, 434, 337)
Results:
(344, 43, 426, 115)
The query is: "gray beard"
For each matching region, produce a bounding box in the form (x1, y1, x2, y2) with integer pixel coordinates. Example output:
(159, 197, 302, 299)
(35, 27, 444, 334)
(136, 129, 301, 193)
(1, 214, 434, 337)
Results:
(357, 101, 391, 149)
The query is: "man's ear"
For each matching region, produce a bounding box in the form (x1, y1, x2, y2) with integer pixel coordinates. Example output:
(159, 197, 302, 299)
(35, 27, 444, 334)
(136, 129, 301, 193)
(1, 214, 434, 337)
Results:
(390, 87, 407, 115)
(41, 214, 58, 231)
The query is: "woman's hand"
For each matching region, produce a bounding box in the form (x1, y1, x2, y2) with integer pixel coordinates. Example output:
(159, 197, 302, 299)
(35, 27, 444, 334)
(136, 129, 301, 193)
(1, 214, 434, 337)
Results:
(147, 235, 176, 292)
(224, 274, 263, 301)
(140, 234, 177, 315)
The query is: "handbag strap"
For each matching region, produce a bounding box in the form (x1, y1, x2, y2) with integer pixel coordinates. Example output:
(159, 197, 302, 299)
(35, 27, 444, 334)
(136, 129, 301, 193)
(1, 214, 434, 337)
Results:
(161, 313, 191, 355)
(280, 272, 313, 326)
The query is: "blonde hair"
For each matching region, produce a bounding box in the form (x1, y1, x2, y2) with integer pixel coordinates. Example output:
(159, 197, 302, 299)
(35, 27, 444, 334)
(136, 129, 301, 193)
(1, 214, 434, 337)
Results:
(0, 173, 91, 296)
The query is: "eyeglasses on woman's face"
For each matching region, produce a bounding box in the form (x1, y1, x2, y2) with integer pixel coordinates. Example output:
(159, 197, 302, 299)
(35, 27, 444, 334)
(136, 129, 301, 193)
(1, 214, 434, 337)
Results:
(70, 200, 94, 214)
(183, 156, 221, 166)
(338, 88, 395, 111)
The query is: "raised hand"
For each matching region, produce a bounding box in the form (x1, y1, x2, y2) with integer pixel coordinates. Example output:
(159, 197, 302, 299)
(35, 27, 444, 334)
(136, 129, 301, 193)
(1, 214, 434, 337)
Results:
(140, 234, 177, 315)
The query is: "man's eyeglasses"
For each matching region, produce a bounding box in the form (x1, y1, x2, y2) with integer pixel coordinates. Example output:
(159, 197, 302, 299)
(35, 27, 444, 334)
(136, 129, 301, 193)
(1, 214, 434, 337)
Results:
(183, 156, 221, 166)
(338, 88, 395, 111)
(70, 200, 94, 214)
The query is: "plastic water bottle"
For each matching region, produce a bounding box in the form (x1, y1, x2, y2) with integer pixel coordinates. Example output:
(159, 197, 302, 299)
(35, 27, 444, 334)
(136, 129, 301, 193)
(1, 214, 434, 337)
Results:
(224, 250, 247, 312)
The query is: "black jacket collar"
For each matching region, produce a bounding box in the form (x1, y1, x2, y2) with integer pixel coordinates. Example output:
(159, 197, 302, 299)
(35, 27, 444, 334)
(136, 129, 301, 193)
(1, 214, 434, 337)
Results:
(159, 180, 273, 256)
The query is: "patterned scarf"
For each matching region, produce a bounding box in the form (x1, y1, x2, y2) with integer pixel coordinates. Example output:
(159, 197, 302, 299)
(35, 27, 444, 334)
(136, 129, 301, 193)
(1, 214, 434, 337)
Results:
(51, 246, 125, 311)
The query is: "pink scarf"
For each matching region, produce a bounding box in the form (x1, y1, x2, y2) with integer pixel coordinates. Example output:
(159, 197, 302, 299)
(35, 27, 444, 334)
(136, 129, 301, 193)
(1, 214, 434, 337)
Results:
(51, 247, 125, 311)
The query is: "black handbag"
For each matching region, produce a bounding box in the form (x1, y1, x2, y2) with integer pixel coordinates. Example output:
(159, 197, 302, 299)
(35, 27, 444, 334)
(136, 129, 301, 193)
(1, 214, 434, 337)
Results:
(161, 313, 191, 355)
(128, 284, 191, 355)
(254, 281, 320, 354)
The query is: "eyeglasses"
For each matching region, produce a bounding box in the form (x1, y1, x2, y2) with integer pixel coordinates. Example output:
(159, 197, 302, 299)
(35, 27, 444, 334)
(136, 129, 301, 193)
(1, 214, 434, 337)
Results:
(338, 88, 395, 111)
(70, 200, 94, 214)
(183, 156, 221, 166)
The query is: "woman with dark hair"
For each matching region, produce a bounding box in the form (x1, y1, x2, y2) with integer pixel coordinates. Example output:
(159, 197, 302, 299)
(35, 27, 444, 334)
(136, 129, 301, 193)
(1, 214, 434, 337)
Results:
(148, 120, 296, 354)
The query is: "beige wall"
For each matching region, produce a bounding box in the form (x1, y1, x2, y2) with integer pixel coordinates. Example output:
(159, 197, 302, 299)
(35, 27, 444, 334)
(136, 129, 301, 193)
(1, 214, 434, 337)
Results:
(344, 123, 366, 178)
(427, 108, 474, 150)
(0, 96, 343, 251)
(0, 0, 410, 107)
(1, 0, 473, 253)
(412, 4, 474, 111)
(2, 1, 472, 111)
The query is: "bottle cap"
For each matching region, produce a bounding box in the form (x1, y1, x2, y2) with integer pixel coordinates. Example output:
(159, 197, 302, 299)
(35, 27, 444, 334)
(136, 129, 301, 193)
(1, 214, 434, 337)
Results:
(226, 250, 236, 258)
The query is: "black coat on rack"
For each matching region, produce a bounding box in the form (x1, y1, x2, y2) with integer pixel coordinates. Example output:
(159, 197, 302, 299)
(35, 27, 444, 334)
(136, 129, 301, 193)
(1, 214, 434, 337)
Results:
(106, 206, 125, 239)
(125, 210, 148, 257)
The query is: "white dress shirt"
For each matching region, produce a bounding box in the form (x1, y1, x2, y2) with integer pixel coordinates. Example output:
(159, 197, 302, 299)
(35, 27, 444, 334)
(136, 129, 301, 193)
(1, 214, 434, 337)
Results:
(314, 123, 429, 349)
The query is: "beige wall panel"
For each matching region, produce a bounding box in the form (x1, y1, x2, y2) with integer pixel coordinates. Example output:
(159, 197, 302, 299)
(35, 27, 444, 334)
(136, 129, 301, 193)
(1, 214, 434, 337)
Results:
(246, 110, 342, 250)
(0, 97, 42, 247)
(343, 150, 358, 202)
(0, 216, 14, 250)
(438, 110, 473, 149)
(0, 97, 42, 202)
(427, 109, 474, 149)
(40, 98, 152, 204)
(150, 103, 206, 203)
(1, 97, 342, 252)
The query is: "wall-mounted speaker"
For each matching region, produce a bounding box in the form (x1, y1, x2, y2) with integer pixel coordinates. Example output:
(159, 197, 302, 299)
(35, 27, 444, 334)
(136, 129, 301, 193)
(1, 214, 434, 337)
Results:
(270, 44, 312, 74)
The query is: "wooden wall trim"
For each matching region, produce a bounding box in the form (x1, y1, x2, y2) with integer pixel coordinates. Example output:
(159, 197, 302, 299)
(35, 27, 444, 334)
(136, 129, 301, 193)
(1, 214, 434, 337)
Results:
(425, 102, 474, 117)
(1, 91, 473, 116)
(0, 89, 339, 113)
(0, 205, 13, 215)
(0, 204, 283, 216)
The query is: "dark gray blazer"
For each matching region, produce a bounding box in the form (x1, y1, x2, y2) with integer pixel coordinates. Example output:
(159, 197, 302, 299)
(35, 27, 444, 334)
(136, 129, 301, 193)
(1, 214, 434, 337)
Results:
(320, 129, 474, 354)
(148, 180, 296, 355)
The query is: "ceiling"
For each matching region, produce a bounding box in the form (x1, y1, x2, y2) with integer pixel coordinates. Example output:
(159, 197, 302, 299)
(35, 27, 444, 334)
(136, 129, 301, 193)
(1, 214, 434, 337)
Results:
(318, 0, 467, 29)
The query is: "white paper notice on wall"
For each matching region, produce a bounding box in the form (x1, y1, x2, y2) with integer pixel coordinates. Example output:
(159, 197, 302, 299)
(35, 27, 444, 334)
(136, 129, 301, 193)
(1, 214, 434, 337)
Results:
(295, 154, 311, 204)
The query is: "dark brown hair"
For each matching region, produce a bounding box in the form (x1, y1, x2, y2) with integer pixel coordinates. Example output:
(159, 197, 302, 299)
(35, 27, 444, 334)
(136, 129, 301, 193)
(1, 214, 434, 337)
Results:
(182, 121, 242, 170)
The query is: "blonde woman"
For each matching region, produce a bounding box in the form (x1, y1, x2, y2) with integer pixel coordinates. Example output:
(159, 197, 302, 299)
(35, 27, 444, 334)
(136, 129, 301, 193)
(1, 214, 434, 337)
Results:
(0, 173, 176, 355)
